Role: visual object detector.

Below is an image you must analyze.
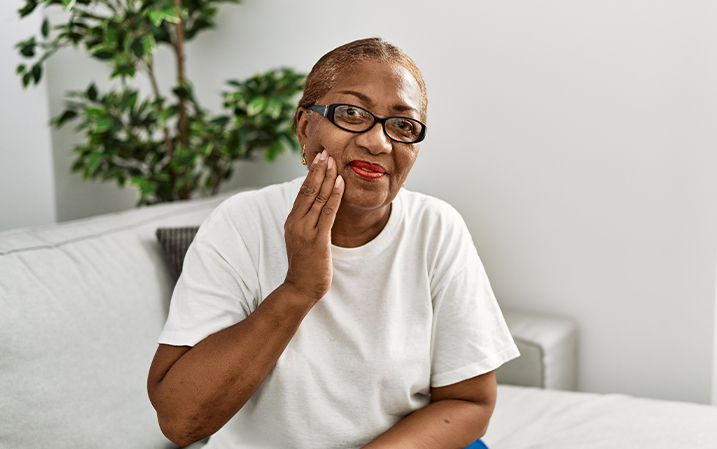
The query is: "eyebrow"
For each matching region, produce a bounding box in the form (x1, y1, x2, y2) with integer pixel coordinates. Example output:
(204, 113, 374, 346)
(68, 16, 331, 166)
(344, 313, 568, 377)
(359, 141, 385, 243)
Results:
(336, 90, 418, 114)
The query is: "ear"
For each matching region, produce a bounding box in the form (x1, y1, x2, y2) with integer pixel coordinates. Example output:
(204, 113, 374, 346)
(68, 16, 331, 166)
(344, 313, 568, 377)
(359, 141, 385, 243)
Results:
(295, 107, 311, 145)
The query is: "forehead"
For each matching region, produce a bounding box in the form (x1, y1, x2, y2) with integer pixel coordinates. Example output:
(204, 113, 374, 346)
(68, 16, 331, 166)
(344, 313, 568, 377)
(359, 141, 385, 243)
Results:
(324, 60, 422, 114)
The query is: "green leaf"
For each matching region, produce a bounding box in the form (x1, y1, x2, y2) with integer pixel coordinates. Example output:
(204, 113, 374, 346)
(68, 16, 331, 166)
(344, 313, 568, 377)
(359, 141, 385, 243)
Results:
(91, 45, 114, 60)
(87, 151, 102, 173)
(159, 107, 175, 125)
(19, 41, 35, 57)
(94, 117, 113, 133)
(247, 96, 266, 116)
(142, 34, 156, 59)
(223, 166, 234, 180)
(201, 142, 213, 156)
(41, 17, 50, 38)
(104, 25, 117, 46)
(22, 72, 32, 87)
(172, 83, 193, 101)
(16, 64, 26, 75)
(85, 107, 104, 117)
(130, 38, 144, 58)
(149, 8, 180, 27)
(266, 140, 284, 162)
(31, 65, 42, 84)
(53, 109, 78, 128)
(126, 91, 139, 110)
(70, 158, 85, 172)
(265, 98, 282, 119)
(86, 83, 98, 101)
(62, 0, 77, 11)
(18, 1, 38, 18)
(110, 64, 136, 79)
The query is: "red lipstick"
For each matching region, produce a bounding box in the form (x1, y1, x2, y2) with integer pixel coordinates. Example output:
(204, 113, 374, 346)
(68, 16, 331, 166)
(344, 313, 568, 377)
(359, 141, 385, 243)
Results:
(348, 161, 386, 180)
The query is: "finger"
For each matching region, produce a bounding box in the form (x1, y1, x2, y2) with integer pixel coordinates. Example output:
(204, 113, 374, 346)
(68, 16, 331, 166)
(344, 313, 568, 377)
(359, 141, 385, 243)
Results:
(307, 155, 339, 221)
(291, 150, 329, 216)
(316, 174, 344, 235)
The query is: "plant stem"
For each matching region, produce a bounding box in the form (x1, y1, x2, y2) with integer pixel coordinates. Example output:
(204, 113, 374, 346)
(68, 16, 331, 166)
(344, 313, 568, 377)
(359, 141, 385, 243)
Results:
(146, 57, 178, 197)
(173, 0, 190, 200)
(174, 0, 188, 148)
(72, 8, 107, 22)
(146, 57, 174, 162)
(211, 161, 226, 196)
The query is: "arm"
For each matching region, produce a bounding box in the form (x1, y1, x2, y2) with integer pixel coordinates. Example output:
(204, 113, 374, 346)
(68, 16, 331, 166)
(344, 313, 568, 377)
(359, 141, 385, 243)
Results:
(362, 371, 497, 449)
(147, 151, 343, 447)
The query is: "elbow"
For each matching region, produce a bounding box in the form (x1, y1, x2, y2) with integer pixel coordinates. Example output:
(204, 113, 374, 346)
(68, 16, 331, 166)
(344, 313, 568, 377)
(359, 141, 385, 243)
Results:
(149, 385, 207, 447)
(475, 419, 490, 440)
(467, 404, 491, 441)
(157, 414, 207, 448)
(471, 399, 495, 440)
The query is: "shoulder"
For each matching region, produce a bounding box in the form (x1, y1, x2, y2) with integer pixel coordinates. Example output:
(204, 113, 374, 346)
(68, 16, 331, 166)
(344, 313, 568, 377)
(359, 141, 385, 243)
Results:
(397, 189, 480, 286)
(398, 188, 469, 237)
(196, 177, 303, 244)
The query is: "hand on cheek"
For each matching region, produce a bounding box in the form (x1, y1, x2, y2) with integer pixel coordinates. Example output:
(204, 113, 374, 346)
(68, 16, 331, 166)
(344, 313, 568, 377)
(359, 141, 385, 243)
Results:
(283, 150, 344, 304)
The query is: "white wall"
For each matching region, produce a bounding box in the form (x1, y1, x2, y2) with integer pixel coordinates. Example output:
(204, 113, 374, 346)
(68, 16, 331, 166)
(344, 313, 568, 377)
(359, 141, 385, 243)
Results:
(8, 0, 717, 403)
(0, 1, 56, 232)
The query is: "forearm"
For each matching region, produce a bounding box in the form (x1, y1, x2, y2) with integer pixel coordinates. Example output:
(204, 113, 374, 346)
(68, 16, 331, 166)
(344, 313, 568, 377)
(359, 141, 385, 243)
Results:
(362, 397, 493, 449)
(149, 283, 314, 446)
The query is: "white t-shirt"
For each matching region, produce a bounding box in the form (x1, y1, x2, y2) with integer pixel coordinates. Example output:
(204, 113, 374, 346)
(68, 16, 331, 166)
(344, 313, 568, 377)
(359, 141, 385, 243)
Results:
(159, 177, 519, 449)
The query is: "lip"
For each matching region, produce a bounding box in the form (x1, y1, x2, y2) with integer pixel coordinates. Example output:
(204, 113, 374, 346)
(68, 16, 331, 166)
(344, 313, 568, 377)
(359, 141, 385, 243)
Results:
(348, 160, 387, 180)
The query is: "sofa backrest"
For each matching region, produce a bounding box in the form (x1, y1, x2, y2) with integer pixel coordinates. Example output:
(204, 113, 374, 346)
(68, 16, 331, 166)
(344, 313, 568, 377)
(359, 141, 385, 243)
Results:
(0, 192, 236, 448)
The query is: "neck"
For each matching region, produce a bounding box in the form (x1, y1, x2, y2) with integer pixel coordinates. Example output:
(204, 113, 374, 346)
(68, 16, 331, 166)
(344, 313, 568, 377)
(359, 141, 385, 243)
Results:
(331, 203, 392, 248)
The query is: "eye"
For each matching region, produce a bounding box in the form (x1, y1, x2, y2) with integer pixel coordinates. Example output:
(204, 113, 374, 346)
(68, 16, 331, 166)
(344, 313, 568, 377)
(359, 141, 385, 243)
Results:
(394, 119, 413, 131)
(334, 105, 372, 126)
(387, 118, 419, 138)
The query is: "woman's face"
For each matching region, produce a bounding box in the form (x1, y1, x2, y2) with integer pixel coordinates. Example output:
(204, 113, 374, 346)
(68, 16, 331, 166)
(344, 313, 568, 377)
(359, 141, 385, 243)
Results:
(296, 60, 423, 214)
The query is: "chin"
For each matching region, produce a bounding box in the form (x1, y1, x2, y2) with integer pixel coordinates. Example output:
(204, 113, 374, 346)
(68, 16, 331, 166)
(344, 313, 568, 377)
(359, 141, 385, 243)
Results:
(342, 185, 393, 211)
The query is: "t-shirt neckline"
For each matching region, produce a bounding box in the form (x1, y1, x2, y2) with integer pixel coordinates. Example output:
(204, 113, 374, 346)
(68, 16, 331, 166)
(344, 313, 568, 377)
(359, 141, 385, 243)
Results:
(330, 190, 404, 261)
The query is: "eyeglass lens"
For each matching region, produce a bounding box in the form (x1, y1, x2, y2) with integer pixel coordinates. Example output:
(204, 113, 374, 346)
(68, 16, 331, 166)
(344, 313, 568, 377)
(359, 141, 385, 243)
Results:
(332, 105, 423, 143)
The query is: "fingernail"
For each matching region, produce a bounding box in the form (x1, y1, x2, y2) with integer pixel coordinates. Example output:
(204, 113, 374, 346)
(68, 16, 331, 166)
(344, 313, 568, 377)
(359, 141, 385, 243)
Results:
(335, 175, 343, 187)
(321, 150, 328, 160)
(328, 157, 335, 170)
(313, 154, 320, 164)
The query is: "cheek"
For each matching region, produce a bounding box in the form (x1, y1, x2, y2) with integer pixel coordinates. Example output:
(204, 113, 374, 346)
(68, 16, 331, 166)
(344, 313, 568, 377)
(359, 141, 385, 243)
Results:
(395, 148, 419, 178)
(308, 123, 351, 158)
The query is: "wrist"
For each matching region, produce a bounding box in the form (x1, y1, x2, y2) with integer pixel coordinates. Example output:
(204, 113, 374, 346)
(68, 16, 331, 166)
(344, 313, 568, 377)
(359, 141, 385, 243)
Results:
(279, 280, 322, 309)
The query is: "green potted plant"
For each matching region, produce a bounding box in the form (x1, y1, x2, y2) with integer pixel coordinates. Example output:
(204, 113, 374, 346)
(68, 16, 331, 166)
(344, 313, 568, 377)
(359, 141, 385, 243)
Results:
(16, 0, 306, 205)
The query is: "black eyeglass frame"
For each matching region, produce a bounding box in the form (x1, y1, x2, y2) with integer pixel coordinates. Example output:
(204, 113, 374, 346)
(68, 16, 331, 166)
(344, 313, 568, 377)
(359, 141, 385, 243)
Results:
(308, 103, 427, 144)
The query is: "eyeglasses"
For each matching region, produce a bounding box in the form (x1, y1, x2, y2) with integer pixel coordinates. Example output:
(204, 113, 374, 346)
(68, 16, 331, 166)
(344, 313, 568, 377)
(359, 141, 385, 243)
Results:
(309, 104, 427, 144)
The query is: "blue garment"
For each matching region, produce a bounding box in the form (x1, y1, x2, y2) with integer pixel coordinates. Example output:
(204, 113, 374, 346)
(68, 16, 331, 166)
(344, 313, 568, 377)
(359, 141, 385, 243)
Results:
(465, 439, 489, 449)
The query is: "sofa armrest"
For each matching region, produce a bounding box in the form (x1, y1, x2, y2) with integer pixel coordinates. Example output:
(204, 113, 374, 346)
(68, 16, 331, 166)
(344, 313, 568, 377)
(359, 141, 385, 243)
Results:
(496, 309, 578, 390)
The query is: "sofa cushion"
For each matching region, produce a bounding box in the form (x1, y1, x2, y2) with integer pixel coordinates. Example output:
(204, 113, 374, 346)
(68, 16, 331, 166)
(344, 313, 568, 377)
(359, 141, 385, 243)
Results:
(0, 191, 239, 448)
(156, 227, 200, 285)
(485, 385, 717, 448)
(497, 310, 578, 390)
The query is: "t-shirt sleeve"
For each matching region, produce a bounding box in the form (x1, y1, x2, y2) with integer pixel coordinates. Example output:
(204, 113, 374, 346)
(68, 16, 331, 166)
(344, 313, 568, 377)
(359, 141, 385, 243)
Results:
(429, 208, 519, 388)
(157, 204, 260, 347)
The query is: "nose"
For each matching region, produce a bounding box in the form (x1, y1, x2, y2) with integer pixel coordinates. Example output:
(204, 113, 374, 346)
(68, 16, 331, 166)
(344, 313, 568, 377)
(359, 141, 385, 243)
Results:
(357, 121, 393, 155)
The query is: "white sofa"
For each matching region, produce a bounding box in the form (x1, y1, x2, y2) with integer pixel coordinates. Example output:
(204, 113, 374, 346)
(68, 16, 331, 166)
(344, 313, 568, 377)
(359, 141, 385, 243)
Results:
(2, 190, 715, 448)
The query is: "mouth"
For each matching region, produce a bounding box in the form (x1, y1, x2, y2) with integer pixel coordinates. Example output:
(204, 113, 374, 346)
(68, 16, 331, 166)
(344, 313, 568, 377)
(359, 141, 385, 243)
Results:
(348, 160, 387, 180)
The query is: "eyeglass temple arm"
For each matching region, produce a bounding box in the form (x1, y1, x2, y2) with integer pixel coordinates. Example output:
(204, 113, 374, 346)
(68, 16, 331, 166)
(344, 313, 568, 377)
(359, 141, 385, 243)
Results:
(310, 105, 329, 116)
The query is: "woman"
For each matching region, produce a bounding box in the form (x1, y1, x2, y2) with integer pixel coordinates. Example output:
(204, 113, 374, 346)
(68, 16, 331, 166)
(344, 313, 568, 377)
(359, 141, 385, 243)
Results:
(148, 38, 519, 449)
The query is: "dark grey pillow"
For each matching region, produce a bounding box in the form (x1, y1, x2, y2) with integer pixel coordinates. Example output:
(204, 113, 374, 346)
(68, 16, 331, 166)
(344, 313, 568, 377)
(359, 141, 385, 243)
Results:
(155, 227, 200, 285)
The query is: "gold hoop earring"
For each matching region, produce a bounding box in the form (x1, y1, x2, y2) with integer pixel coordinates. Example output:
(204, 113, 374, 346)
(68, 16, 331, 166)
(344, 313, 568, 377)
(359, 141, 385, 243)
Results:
(301, 144, 307, 166)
